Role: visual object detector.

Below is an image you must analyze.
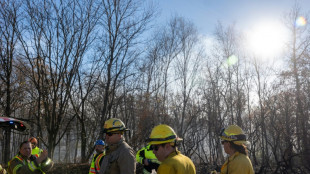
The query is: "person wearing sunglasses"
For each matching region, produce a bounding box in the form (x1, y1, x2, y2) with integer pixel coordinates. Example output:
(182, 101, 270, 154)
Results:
(136, 144, 160, 174)
(28, 137, 43, 158)
(219, 125, 254, 174)
(147, 124, 196, 174)
(99, 118, 135, 174)
(89, 140, 105, 174)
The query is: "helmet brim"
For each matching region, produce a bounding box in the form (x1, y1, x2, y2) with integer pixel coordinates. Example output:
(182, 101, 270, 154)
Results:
(221, 136, 249, 145)
(103, 128, 129, 133)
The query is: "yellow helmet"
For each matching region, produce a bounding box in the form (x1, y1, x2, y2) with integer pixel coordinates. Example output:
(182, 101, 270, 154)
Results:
(147, 124, 182, 145)
(103, 118, 129, 133)
(219, 125, 248, 145)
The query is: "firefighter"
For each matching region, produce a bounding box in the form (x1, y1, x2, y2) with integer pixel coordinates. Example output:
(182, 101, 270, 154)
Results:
(7, 141, 53, 174)
(136, 144, 160, 174)
(28, 137, 43, 158)
(89, 140, 105, 174)
(99, 118, 135, 174)
(219, 125, 254, 174)
(147, 124, 196, 174)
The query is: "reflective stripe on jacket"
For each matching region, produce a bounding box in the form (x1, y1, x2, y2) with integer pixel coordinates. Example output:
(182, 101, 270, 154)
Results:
(220, 152, 254, 174)
(157, 150, 196, 174)
(7, 155, 40, 174)
(89, 153, 105, 174)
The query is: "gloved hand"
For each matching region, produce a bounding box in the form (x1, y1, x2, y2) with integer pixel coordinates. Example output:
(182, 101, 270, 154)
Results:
(0, 165, 7, 174)
(148, 161, 159, 170)
(143, 158, 149, 166)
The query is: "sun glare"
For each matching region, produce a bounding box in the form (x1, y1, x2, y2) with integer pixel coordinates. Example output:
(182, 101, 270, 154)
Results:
(246, 21, 288, 60)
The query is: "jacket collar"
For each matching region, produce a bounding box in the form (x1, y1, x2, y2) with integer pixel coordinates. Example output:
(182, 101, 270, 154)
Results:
(165, 148, 180, 160)
(228, 151, 240, 161)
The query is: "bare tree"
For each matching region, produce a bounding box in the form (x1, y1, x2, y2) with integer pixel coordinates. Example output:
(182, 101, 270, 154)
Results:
(282, 4, 310, 169)
(18, 0, 99, 158)
(69, 63, 103, 162)
(168, 17, 203, 157)
(0, 0, 26, 163)
(97, 0, 155, 131)
(252, 58, 274, 172)
(200, 22, 249, 167)
(214, 22, 246, 126)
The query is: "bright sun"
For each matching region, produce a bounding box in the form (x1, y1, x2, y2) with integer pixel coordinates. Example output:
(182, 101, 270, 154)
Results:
(246, 21, 288, 60)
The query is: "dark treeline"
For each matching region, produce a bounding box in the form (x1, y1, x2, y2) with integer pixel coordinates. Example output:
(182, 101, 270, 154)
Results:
(0, 0, 309, 173)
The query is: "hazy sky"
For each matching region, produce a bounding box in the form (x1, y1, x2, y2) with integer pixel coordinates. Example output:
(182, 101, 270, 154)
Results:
(155, 0, 310, 59)
(157, 0, 310, 35)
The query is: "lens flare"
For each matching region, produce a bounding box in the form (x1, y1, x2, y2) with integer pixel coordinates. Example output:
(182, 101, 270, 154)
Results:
(295, 16, 307, 27)
(222, 55, 238, 68)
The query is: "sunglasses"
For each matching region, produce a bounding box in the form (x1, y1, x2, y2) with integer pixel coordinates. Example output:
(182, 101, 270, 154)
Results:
(221, 141, 228, 145)
(150, 144, 165, 151)
(150, 145, 160, 151)
(105, 132, 119, 136)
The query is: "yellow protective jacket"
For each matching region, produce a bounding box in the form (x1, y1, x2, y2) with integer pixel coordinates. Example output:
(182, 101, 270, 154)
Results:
(7, 154, 53, 174)
(136, 145, 160, 174)
(89, 152, 105, 174)
(99, 138, 136, 174)
(220, 152, 254, 174)
(157, 150, 196, 174)
(31, 147, 43, 158)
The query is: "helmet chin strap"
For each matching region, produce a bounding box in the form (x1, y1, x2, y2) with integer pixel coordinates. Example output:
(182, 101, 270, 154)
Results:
(173, 140, 177, 153)
(172, 139, 177, 147)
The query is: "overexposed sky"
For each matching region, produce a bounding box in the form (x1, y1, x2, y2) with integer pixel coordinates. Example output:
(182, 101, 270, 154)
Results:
(156, 0, 310, 35)
(154, 0, 310, 60)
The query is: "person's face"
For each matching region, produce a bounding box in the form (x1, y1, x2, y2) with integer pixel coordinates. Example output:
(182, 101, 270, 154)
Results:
(105, 132, 121, 145)
(221, 141, 231, 154)
(152, 144, 167, 162)
(95, 144, 105, 153)
(20, 142, 32, 158)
